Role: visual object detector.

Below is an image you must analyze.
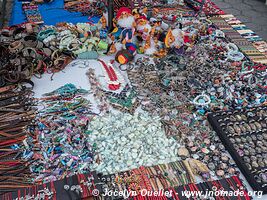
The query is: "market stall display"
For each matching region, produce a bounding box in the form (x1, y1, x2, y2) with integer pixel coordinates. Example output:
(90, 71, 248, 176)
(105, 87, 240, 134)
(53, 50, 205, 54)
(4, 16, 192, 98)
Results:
(22, 2, 44, 24)
(1, 173, 251, 200)
(208, 106, 267, 193)
(210, 15, 267, 64)
(1, 0, 267, 199)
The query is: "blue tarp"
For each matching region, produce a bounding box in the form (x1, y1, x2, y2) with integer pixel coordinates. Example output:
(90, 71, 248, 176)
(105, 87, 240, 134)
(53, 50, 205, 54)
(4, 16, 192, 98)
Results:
(10, 0, 100, 26)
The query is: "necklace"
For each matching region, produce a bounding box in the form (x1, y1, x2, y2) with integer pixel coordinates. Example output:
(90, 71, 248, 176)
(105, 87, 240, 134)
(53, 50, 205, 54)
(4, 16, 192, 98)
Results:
(98, 59, 123, 91)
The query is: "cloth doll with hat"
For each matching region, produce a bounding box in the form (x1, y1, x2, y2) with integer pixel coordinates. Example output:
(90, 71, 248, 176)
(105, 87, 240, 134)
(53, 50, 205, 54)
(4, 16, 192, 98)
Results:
(136, 15, 152, 41)
(110, 7, 136, 44)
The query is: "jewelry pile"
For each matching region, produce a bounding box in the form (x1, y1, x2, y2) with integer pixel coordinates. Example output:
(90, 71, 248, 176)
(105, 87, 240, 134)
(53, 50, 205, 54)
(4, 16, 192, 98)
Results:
(1, 0, 267, 199)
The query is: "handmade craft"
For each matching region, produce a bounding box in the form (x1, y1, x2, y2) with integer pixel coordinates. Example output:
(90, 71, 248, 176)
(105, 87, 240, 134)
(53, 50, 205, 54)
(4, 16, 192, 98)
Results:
(22, 2, 44, 24)
(31, 84, 97, 183)
(88, 112, 181, 174)
(1, 0, 267, 198)
(86, 67, 139, 114)
(111, 7, 136, 44)
(0, 82, 36, 194)
(208, 106, 267, 193)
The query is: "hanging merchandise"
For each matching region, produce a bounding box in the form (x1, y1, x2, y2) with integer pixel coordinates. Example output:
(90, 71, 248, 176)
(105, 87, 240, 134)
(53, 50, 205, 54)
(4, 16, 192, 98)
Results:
(0, 82, 36, 194)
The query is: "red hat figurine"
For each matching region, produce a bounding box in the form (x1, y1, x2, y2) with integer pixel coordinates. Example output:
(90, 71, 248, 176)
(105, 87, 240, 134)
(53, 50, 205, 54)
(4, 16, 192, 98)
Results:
(136, 15, 147, 23)
(116, 7, 132, 19)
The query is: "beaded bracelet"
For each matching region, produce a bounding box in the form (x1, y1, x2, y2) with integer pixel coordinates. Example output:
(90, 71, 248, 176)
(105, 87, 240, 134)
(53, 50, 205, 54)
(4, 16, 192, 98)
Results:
(37, 28, 56, 41)
(193, 93, 211, 107)
(43, 35, 56, 46)
(227, 50, 244, 62)
(66, 38, 82, 52)
(8, 41, 24, 53)
(59, 34, 76, 50)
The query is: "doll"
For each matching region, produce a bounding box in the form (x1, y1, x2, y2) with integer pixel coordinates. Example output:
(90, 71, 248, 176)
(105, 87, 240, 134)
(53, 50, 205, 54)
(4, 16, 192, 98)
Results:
(136, 15, 152, 41)
(99, 12, 108, 29)
(110, 7, 136, 44)
(165, 28, 184, 49)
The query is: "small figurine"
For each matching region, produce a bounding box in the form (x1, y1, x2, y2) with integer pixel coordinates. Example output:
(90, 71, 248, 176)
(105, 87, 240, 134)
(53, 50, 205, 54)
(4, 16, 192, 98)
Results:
(132, 8, 140, 20)
(165, 28, 184, 49)
(99, 12, 108, 29)
(136, 15, 152, 41)
(110, 7, 136, 44)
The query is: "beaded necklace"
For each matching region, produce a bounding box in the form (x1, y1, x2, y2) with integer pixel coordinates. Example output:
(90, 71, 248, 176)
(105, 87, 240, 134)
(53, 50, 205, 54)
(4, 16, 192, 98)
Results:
(98, 59, 123, 91)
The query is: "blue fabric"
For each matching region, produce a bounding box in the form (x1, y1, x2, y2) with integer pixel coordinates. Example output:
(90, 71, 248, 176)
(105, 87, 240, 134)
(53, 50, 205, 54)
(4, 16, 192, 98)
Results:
(10, 0, 100, 26)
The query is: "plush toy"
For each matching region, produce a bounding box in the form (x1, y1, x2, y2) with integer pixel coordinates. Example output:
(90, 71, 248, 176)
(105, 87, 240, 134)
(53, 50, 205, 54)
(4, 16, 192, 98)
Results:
(110, 7, 136, 44)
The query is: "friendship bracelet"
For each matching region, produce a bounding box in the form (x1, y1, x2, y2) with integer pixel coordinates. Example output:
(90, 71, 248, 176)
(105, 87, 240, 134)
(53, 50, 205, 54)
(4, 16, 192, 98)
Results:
(37, 28, 56, 41)
(22, 35, 38, 48)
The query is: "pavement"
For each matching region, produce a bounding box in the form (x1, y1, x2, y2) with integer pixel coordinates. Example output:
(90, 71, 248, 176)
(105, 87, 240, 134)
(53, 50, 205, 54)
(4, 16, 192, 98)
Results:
(211, 0, 267, 40)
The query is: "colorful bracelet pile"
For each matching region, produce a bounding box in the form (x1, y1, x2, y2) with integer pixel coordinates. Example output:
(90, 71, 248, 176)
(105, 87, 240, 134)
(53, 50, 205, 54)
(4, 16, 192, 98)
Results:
(1, 0, 267, 199)
(31, 84, 97, 183)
